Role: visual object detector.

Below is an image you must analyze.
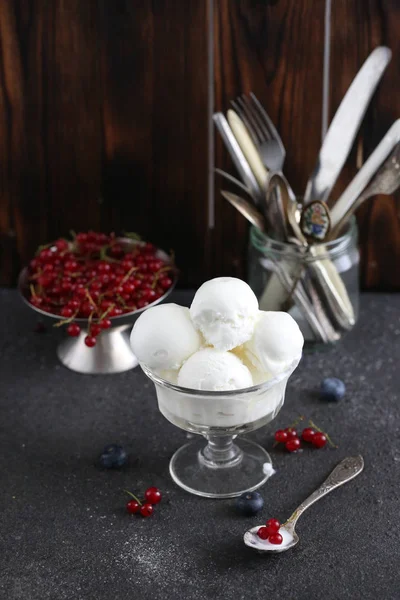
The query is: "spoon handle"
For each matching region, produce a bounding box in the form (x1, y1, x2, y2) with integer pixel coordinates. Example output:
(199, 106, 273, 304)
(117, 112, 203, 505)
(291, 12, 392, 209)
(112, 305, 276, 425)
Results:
(286, 456, 364, 528)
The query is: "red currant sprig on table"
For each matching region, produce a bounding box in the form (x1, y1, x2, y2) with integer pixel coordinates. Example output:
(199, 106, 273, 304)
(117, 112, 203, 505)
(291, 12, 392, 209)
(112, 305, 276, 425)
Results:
(274, 418, 336, 452)
(27, 232, 175, 348)
(257, 518, 283, 545)
(124, 487, 162, 518)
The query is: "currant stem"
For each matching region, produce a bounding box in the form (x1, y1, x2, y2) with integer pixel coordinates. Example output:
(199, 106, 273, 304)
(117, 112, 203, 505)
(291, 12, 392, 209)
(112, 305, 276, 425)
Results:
(288, 415, 305, 429)
(308, 419, 338, 448)
(119, 266, 139, 286)
(53, 311, 79, 328)
(99, 304, 114, 321)
(123, 490, 142, 505)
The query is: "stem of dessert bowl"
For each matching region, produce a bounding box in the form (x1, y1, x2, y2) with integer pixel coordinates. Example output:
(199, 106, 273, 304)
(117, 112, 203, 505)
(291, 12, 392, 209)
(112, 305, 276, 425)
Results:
(199, 435, 243, 468)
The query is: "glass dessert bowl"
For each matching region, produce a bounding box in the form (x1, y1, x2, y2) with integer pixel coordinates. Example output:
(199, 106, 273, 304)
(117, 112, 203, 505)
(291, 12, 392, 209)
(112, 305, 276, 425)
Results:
(141, 357, 299, 498)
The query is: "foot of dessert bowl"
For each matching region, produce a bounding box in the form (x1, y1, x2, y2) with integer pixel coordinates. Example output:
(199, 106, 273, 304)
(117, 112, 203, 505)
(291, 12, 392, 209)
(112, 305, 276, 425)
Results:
(131, 276, 304, 498)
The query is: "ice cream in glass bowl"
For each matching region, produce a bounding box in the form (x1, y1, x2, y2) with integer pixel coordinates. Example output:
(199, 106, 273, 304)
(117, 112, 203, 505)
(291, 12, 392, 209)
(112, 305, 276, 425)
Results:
(131, 277, 303, 498)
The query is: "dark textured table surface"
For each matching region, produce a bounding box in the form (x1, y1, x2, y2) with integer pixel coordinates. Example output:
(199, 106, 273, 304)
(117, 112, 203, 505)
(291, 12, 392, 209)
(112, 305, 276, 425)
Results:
(1, 290, 400, 600)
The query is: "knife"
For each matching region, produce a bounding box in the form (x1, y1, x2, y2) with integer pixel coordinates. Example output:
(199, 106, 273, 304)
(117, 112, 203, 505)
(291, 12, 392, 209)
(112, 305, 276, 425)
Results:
(330, 119, 400, 228)
(213, 112, 263, 204)
(304, 46, 392, 205)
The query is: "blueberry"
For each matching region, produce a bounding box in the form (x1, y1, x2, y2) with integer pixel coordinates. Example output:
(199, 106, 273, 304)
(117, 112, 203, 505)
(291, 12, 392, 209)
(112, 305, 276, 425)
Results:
(320, 377, 346, 402)
(99, 444, 127, 468)
(235, 491, 264, 516)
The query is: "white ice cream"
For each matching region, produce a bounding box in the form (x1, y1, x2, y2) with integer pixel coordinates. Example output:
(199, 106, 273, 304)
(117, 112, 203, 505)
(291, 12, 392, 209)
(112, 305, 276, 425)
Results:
(130, 303, 202, 370)
(177, 348, 253, 391)
(244, 311, 304, 376)
(232, 346, 273, 385)
(190, 277, 259, 351)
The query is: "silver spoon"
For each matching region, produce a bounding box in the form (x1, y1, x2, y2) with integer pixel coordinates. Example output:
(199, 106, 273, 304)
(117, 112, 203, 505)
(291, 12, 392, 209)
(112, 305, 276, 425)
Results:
(330, 142, 400, 239)
(244, 456, 364, 554)
(266, 172, 302, 241)
(221, 190, 266, 232)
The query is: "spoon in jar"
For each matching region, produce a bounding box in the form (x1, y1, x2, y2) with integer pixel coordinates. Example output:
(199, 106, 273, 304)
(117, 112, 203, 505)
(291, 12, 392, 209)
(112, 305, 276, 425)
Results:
(244, 455, 364, 554)
(221, 190, 266, 232)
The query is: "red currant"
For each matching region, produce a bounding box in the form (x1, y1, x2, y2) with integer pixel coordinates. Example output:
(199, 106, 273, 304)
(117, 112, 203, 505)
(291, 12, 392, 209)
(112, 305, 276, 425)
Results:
(121, 260, 134, 271)
(274, 429, 288, 443)
(126, 500, 141, 514)
(100, 319, 112, 330)
(84, 335, 97, 348)
(61, 280, 72, 293)
(265, 518, 280, 532)
(61, 306, 73, 318)
(55, 239, 68, 251)
(90, 324, 102, 337)
(99, 274, 110, 285)
(97, 262, 111, 273)
(257, 527, 270, 540)
(38, 275, 52, 288)
(64, 260, 78, 272)
(142, 289, 156, 301)
(159, 276, 172, 290)
(285, 428, 298, 439)
(30, 296, 43, 307)
(139, 503, 153, 517)
(68, 299, 81, 310)
(285, 438, 301, 453)
(122, 282, 135, 294)
(268, 532, 283, 545)
(67, 323, 81, 337)
(144, 487, 162, 504)
(302, 427, 316, 443)
(39, 248, 54, 262)
(148, 260, 163, 273)
(80, 302, 95, 317)
(137, 299, 149, 309)
(312, 432, 327, 448)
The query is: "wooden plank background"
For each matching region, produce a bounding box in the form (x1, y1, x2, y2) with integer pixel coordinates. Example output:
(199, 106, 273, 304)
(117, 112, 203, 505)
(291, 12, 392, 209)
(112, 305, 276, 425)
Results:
(0, 0, 399, 289)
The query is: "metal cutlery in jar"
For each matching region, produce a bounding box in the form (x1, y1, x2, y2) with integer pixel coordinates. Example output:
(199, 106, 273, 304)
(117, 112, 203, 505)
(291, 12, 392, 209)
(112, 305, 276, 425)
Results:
(221, 189, 330, 343)
(330, 122, 400, 233)
(213, 112, 263, 205)
(330, 142, 400, 239)
(304, 46, 392, 206)
(266, 174, 355, 333)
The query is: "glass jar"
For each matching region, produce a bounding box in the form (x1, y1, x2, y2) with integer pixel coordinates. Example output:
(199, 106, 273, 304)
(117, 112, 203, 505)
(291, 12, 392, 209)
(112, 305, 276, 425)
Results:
(248, 218, 359, 345)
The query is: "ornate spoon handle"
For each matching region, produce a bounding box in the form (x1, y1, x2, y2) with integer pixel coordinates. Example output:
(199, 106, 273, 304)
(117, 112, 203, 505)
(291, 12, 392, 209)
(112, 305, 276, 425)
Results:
(286, 456, 364, 528)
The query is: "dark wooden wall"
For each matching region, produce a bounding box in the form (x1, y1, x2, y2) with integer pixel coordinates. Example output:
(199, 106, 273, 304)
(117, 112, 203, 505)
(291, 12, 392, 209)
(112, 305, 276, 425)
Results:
(0, 0, 399, 289)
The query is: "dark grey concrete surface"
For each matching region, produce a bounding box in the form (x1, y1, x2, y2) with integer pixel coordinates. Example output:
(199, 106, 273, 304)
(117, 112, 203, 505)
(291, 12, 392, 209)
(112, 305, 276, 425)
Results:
(0, 290, 399, 600)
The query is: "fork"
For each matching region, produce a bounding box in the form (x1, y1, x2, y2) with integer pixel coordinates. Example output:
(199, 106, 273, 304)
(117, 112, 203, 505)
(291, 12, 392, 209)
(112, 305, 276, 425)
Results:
(231, 93, 286, 173)
(231, 94, 297, 211)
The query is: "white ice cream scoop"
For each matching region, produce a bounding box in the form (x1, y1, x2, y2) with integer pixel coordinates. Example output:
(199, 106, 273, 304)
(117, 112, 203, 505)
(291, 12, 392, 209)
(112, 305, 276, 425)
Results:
(244, 311, 304, 376)
(177, 348, 253, 391)
(130, 304, 202, 370)
(190, 277, 259, 351)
